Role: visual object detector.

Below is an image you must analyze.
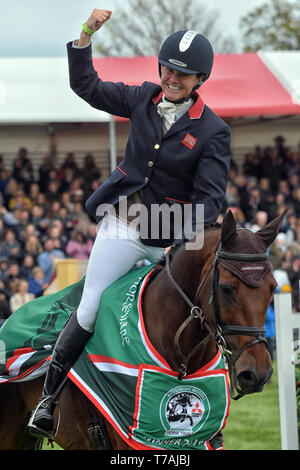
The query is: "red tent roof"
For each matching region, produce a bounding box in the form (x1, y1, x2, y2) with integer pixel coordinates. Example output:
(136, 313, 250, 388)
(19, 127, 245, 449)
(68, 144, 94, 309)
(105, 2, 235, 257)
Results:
(92, 53, 300, 119)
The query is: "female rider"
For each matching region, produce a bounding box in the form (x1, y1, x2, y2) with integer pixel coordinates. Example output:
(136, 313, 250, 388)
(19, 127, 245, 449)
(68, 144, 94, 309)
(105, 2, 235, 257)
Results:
(28, 8, 231, 437)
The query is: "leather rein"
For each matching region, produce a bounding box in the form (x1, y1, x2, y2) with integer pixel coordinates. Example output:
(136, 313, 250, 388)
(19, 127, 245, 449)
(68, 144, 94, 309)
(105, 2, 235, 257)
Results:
(165, 242, 269, 400)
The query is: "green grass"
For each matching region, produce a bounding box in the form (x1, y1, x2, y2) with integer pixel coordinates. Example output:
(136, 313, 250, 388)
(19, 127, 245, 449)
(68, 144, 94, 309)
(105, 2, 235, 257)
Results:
(223, 360, 281, 450)
(42, 361, 282, 451)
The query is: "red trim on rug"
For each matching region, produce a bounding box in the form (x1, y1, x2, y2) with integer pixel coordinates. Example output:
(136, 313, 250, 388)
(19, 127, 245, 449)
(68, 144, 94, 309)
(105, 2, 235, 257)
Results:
(88, 354, 139, 370)
(5, 347, 35, 374)
(137, 267, 172, 370)
(68, 370, 160, 450)
(2, 358, 49, 383)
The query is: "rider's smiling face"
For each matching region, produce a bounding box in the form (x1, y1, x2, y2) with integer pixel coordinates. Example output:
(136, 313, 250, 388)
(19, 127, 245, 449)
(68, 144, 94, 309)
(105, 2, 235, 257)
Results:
(160, 66, 202, 102)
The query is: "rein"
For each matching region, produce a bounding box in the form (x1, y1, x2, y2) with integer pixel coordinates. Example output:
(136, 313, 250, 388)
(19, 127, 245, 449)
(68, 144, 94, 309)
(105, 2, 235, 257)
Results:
(165, 242, 269, 400)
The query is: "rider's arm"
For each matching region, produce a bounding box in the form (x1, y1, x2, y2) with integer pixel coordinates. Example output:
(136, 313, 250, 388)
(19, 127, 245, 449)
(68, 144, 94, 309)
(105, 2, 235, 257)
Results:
(67, 8, 143, 118)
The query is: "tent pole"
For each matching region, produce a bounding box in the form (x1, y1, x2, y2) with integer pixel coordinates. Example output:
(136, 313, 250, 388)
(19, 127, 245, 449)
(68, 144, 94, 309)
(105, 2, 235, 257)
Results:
(109, 116, 117, 172)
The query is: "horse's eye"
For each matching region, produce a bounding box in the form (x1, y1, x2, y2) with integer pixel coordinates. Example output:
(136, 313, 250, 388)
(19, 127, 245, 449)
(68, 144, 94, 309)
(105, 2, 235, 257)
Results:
(219, 284, 234, 298)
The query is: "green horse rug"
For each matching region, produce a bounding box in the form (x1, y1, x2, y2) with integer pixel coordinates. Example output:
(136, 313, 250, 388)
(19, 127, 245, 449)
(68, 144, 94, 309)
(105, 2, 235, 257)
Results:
(0, 264, 230, 450)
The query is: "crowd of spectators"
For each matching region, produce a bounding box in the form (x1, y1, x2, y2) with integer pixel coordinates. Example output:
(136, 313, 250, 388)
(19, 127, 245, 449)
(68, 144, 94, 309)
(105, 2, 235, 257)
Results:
(0, 148, 101, 324)
(0, 135, 299, 331)
(221, 135, 300, 315)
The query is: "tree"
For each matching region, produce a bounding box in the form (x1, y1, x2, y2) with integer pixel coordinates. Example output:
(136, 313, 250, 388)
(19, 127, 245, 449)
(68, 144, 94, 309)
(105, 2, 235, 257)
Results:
(239, 0, 300, 51)
(94, 0, 235, 56)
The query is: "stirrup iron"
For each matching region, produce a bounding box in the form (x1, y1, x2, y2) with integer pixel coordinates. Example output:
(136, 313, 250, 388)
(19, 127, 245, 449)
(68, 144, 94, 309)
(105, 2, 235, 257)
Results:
(28, 397, 61, 440)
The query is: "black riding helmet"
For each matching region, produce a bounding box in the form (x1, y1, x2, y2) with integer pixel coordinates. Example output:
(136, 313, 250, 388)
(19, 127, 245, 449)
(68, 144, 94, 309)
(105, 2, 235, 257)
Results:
(158, 30, 214, 81)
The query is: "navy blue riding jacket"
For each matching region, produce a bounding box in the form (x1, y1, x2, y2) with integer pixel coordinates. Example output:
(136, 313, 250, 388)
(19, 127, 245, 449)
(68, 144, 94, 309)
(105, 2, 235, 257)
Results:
(67, 42, 231, 247)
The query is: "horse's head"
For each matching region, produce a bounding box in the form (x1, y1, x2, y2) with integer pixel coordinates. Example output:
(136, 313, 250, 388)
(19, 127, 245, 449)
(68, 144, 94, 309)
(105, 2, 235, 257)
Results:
(211, 209, 286, 398)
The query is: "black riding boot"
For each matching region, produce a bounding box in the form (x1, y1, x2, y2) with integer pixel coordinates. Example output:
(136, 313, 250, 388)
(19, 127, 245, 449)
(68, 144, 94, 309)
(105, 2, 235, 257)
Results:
(27, 310, 92, 438)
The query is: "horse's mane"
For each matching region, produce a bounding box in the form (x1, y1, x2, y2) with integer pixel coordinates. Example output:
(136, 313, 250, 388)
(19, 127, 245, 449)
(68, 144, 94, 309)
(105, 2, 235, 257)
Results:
(158, 222, 221, 266)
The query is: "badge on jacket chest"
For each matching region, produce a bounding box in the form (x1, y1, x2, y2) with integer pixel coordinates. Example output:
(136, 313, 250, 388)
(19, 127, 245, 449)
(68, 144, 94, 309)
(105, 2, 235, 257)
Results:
(181, 133, 197, 149)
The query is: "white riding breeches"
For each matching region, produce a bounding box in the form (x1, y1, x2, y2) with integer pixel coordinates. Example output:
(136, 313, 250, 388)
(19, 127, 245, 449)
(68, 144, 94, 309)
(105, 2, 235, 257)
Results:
(76, 213, 165, 332)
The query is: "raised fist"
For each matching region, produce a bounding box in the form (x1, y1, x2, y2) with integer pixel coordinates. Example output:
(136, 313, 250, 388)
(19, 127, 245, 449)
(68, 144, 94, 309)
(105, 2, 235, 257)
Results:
(84, 9, 112, 33)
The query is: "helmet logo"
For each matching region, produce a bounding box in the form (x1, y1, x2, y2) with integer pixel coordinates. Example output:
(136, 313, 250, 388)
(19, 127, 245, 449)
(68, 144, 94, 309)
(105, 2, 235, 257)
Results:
(168, 59, 187, 68)
(179, 31, 198, 52)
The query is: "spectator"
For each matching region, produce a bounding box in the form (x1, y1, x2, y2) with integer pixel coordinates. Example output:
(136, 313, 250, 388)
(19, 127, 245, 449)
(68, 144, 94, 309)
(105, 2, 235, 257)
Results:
(20, 254, 36, 280)
(28, 267, 49, 298)
(70, 201, 90, 234)
(0, 228, 22, 260)
(260, 147, 283, 194)
(0, 167, 11, 202)
(59, 167, 75, 192)
(3, 177, 19, 207)
(0, 279, 12, 300)
(56, 205, 73, 235)
(250, 210, 268, 232)
(290, 219, 300, 256)
(47, 219, 68, 252)
(47, 201, 61, 220)
(38, 155, 57, 193)
(288, 173, 299, 193)
(31, 204, 46, 228)
(0, 258, 9, 280)
(45, 180, 61, 205)
(9, 279, 35, 313)
(225, 181, 239, 207)
(86, 223, 97, 243)
(19, 222, 37, 246)
(17, 209, 32, 241)
(69, 177, 84, 203)
(287, 255, 300, 312)
(60, 191, 73, 212)
(28, 182, 41, 206)
(258, 178, 275, 214)
(37, 237, 65, 283)
(273, 260, 292, 292)
(4, 262, 21, 286)
(81, 153, 102, 199)
(8, 189, 32, 211)
(24, 234, 44, 263)
(58, 152, 80, 180)
(12, 147, 34, 192)
(242, 153, 262, 180)
(273, 135, 288, 160)
(0, 289, 11, 326)
(291, 186, 300, 218)
(66, 231, 93, 260)
(35, 192, 48, 213)
(0, 217, 4, 239)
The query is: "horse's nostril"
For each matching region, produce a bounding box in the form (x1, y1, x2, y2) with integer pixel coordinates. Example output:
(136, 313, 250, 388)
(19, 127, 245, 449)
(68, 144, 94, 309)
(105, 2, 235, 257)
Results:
(237, 369, 259, 392)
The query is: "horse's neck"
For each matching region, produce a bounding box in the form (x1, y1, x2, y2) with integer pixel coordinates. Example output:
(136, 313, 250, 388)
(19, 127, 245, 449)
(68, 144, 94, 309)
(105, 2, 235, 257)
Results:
(144, 231, 220, 373)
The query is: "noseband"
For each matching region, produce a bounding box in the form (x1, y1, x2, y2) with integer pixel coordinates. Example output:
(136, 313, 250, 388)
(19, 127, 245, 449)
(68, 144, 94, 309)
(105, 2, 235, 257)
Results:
(165, 242, 269, 400)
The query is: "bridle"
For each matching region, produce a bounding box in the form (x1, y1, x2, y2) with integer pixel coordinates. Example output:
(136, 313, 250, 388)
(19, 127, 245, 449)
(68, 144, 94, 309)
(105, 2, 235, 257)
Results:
(165, 241, 269, 400)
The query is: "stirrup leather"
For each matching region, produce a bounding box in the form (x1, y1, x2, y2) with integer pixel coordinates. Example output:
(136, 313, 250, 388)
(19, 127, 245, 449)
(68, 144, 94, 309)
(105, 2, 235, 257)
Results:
(28, 397, 61, 440)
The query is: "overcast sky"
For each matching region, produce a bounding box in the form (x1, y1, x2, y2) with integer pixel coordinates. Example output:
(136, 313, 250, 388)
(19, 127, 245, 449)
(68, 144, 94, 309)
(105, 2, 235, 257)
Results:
(1, 0, 273, 57)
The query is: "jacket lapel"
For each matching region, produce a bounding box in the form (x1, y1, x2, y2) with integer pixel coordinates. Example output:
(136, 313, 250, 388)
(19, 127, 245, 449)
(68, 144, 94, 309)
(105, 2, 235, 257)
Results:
(150, 91, 164, 140)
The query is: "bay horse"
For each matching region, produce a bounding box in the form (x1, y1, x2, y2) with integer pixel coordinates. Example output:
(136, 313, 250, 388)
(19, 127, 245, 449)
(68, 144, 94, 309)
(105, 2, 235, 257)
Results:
(0, 210, 283, 450)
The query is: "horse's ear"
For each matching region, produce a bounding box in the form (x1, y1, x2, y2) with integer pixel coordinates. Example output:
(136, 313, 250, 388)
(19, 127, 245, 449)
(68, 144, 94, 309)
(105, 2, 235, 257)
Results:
(221, 210, 237, 248)
(256, 208, 288, 248)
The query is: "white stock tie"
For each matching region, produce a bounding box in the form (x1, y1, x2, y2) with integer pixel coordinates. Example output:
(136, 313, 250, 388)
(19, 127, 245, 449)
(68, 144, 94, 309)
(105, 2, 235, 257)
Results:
(157, 98, 177, 131)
